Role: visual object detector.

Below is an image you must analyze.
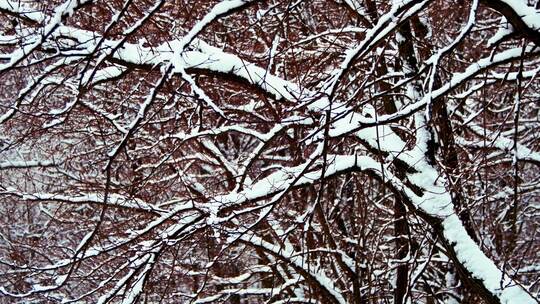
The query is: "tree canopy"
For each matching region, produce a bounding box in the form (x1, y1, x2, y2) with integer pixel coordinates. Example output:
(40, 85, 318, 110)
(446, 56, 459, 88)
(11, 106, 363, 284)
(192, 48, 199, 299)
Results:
(0, 0, 539, 303)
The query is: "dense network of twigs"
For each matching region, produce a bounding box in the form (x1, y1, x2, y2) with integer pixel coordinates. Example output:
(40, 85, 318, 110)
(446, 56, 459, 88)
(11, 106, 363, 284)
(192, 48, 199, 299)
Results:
(0, 0, 539, 303)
